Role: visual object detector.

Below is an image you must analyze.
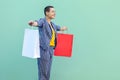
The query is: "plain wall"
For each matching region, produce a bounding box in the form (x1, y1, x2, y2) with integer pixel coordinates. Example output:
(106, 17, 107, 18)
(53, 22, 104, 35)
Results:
(0, 0, 120, 80)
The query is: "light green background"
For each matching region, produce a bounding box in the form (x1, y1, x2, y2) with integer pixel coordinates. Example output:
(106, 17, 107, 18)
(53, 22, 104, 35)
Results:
(0, 0, 120, 80)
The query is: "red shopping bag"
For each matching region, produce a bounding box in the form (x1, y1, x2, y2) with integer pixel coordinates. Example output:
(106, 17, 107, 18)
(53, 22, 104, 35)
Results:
(54, 33, 73, 57)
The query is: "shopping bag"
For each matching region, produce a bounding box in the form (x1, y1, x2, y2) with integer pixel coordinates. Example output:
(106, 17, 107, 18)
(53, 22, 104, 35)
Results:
(22, 29, 40, 58)
(54, 33, 73, 57)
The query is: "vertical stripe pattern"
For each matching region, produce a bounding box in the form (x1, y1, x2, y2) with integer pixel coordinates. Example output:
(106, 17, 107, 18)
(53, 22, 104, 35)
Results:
(37, 46, 54, 80)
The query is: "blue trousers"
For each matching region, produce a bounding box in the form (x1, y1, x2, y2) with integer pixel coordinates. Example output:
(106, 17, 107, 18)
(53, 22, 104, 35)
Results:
(37, 46, 54, 80)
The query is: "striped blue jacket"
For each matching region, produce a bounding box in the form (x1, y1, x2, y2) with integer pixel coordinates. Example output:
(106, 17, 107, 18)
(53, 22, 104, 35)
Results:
(36, 18, 61, 50)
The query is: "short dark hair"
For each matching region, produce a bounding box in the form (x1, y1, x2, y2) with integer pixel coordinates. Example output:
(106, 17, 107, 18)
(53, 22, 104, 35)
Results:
(44, 6, 54, 16)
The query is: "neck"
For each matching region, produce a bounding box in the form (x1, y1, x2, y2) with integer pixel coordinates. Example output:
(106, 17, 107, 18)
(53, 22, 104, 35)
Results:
(45, 16, 51, 24)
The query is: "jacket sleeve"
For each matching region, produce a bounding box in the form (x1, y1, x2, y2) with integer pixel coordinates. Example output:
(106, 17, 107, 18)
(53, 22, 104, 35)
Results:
(56, 24, 61, 31)
(35, 18, 44, 28)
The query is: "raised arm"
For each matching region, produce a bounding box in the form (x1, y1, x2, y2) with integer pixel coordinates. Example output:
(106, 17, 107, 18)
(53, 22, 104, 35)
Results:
(28, 18, 43, 27)
(60, 26, 68, 31)
(55, 24, 68, 31)
(28, 20, 38, 27)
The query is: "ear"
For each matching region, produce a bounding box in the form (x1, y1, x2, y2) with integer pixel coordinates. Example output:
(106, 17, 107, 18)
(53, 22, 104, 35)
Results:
(46, 12, 49, 16)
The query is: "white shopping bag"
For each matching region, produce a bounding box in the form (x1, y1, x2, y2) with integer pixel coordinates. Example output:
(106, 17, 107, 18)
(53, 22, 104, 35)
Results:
(22, 29, 40, 58)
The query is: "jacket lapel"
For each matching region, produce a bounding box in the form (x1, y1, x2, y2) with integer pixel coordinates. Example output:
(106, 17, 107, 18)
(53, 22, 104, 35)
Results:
(43, 18, 57, 39)
(51, 22, 57, 32)
(43, 18, 52, 39)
